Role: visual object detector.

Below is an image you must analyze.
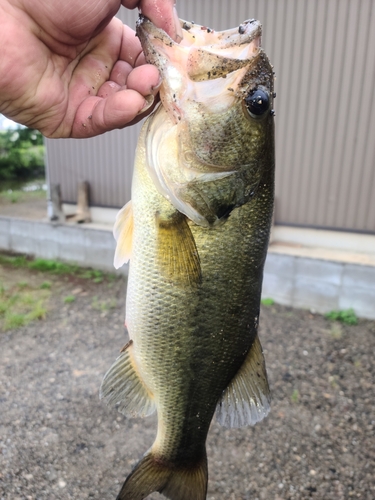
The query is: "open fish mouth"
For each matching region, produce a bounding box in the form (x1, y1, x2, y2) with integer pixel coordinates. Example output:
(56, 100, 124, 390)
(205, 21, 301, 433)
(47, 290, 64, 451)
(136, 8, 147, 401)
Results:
(136, 16, 264, 123)
(137, 15, 262, 60)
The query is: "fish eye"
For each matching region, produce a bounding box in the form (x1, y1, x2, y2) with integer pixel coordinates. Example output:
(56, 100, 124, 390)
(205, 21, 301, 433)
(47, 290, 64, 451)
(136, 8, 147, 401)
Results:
(244, 88, 270, 117)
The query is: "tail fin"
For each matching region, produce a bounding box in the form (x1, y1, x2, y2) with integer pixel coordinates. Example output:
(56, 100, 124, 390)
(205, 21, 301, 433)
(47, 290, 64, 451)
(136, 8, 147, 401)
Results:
(117, 450, 208, 500)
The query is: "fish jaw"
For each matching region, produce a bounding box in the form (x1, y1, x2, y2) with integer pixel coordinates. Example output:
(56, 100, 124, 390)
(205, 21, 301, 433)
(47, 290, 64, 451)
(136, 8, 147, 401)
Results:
(136, 16, 262, 124)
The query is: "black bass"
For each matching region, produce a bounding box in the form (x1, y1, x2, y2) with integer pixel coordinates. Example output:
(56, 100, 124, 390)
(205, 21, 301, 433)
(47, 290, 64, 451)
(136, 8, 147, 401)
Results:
(101, 15, 275, 500)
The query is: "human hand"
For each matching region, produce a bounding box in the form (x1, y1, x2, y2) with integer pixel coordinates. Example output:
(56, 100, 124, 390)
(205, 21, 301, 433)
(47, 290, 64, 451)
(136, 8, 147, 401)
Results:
(0, 0, 176, 138)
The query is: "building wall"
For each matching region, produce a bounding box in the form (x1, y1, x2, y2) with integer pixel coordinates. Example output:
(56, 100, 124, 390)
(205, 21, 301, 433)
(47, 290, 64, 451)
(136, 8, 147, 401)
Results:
(46, 0, 375, 234)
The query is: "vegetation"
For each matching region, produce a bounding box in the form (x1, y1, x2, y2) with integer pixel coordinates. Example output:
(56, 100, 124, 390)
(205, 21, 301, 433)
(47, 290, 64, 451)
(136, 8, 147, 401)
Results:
(0, 181, 46, 204)
(0, 253, 119, 331)
(261, 297, 275, 306)
(91, 296, 117, 312)
(0, 254, 116, 283)
(0, 126, 45, 181)
(0, 281, 49, 331)
(325, 308, 358, 325)
(63, 295, 76, 304)
(291, 389, 300, 403)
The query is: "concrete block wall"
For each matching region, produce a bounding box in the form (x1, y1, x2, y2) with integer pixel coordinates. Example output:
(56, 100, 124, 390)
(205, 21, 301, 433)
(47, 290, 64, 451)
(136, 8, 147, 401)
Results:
(0, 216, 374, 320)
(0, 216, 127, 275)
(262, 253, 375, 320)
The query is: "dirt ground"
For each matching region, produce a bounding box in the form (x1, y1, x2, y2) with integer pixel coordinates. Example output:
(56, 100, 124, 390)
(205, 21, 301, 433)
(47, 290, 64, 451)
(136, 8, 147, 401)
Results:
(0, 186, 47, 221)
(0, 262, 374, 500)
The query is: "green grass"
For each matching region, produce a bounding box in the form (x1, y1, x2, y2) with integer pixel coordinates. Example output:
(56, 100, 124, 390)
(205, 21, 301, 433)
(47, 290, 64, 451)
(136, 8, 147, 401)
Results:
(261, 297, 275, 306)
(3, 191, 21, 203)
(0, 254, 28, 267)
(325, 308, 358, 325)
(0, 181, 46, 204)
(0, 254, 116, 283)
(91, 296, 117, 312)
(0, 284, 49, 331)
(329, 322, 343, 339)
(291, 389, 300, 403)
(0, 253, 120, 331)
(63, 295, 76, 304)
(81, 269, 104, 283)
(5, 314, 25, 329)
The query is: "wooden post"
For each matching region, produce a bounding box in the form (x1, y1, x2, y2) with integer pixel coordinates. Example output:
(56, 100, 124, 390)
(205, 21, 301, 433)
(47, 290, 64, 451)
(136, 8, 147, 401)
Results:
(74, 181, 91, 223)
(48, 184, 65, 222)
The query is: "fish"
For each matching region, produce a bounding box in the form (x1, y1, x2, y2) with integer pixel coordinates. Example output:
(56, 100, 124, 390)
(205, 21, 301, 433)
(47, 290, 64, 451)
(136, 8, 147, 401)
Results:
(100, 15, 275, 500)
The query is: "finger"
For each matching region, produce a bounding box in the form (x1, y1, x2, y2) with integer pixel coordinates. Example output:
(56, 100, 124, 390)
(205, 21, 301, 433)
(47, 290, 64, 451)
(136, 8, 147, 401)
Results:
(110, 61, 133, 86)
(126, 65, 161, 95)
(71, 89, 153, 138)
(122, 0, 178, 39)
(141, 0, 177, 39)
(117, 22, 144, 67)
(121, 0, 139, 8)
(97, 81, 122, 99)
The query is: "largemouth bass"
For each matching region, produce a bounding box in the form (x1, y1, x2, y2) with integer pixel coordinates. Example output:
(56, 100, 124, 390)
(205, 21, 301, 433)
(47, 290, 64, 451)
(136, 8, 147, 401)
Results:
(101, 15, 275, 500)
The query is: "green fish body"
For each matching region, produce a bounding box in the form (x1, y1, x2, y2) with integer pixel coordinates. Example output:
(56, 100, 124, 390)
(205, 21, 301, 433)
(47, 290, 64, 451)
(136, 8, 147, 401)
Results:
(101, 16, 275, 500)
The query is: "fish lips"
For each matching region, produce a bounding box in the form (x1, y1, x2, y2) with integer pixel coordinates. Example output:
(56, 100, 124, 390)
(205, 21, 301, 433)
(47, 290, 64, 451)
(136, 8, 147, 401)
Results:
(136, 15, 263, 78)
(136, 15, 172, 70)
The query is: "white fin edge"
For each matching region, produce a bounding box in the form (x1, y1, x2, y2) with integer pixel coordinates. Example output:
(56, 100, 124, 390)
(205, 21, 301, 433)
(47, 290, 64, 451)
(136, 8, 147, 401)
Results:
(100, 346, 156, 418)
(216, 335, 271, 428)
(113, 200, 133, 269)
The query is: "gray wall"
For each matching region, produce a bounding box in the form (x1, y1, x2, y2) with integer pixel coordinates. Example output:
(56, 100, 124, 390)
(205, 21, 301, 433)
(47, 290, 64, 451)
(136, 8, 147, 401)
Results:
(46, 0, 375, 233)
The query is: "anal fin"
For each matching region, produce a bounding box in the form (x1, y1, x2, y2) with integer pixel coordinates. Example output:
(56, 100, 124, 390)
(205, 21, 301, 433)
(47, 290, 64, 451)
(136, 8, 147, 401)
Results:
(100, 345, 155, 418)
(216, 335, 271, 428)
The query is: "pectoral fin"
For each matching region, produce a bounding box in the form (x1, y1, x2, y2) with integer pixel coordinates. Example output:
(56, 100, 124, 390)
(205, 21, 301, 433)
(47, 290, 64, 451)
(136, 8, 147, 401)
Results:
(113, 200, 134, 269)
(216, 335, 271, 427)
(156, 210, 202, 286)
(100, 344, 155, 418)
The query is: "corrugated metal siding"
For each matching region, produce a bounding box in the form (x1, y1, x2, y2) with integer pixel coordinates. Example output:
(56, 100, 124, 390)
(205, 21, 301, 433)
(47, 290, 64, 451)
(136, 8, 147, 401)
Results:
(46, 126, 140, 208)
(272, 0, 375, 233)
(46, 1, 375, 233)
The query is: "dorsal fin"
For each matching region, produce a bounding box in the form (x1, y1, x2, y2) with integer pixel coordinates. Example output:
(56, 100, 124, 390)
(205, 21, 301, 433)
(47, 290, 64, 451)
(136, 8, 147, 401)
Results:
(216, 335, 271, 427)
(113, 200, 134, 269)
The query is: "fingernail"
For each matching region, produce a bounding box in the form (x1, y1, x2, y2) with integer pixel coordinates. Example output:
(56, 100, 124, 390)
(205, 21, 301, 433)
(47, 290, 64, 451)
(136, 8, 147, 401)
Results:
(137, 95, 154, 116)
(173, 6, 183, 43)
(151, 76, 163, 92)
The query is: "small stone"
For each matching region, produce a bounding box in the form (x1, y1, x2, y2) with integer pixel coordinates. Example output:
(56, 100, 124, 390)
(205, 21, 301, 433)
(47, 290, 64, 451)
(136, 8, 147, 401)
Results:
(58, 479, 67, 488)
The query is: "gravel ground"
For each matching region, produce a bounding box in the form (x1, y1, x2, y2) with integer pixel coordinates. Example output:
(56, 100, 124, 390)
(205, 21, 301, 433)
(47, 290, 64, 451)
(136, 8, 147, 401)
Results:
(1, 262, 374, 500)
